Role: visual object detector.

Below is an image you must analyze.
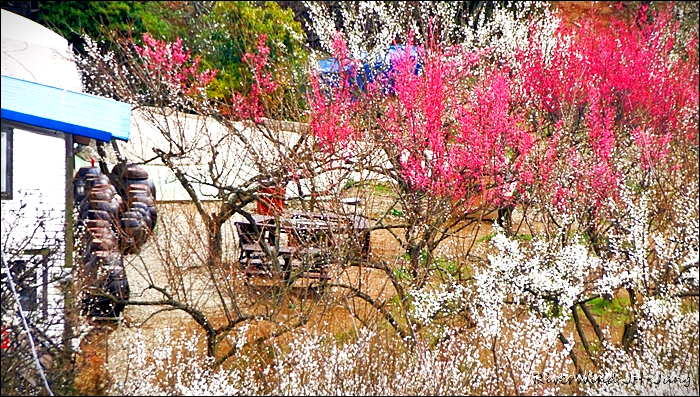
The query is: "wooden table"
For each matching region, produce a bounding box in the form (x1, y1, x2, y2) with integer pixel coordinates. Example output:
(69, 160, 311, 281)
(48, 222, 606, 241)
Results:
(234, 212, 371, 280)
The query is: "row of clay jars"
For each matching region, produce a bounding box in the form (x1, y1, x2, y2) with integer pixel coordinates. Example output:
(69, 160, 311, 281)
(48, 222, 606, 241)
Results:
(125, 184, 156, 226)
(80, 221, 129, 318)
(73, 164, 156, 317)
(75, 168, 121, 255)
(79, 185, 122, 222)
(74, 166, 129, 319)
(75, 164, 158, 255)
(118, 187, 153, 254)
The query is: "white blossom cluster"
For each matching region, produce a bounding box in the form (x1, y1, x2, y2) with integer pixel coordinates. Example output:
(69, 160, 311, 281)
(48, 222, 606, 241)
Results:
(94, 180, 698, 395)
(105, 326, 499, 395)
(477, 226, 600, 329)
(408, 282, 468, 326)
(589, 295, 699, 395)
(469, 1, 561, 69)
(104, 319, 575, 395)
(469, 184, 699, 395)
(303, 1, 558, 68)
(600, 184, 699, 299)
(75, 35, 212, 113)
(108, 326, 253, 396)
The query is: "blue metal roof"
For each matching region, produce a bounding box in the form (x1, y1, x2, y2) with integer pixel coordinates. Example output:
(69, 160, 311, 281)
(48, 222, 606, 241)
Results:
(1, 75, 131, 141)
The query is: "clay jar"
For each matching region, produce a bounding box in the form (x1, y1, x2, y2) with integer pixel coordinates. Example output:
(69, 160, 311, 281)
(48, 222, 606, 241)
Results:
(85, 209, 113, 222)
(91, 183, 118, 196)
(85, 219, 111, 229)
(76, 166, 101, 180)
(74, 167, 101, 204)
(80, 199, 119, 218)
(87, 264, 130, 318)
(118, 212, 148, 254)
(87, 189, 112, 202)
(82, 244, 113, 271)
(85, 227, 117, 246)
(129, 202, 153, 229)
(85, 236, 117, 253)
(103, 264, 130, 300)
(127, 190, 155, 207)
(126, 183, 151, 202)
(84, 250, 121, 281)
(112, 163, 156, 200)
(83, 174, 111, 190)
(111, 163, 148, 180)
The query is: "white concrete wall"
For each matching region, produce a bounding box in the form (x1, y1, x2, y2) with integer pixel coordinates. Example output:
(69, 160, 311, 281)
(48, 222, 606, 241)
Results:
(1, 127, 67, 342)
(120, 109, 390, 203)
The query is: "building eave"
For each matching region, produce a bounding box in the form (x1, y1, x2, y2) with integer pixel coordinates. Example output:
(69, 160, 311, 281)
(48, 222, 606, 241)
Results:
(1, 75, 131, 142)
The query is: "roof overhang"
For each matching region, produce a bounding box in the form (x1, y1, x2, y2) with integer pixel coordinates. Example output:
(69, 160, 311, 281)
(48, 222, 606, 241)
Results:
(1, 75, 131, 141)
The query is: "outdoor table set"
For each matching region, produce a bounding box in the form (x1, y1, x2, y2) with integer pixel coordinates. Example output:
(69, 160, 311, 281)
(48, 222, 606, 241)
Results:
(234, 211, 371, 281)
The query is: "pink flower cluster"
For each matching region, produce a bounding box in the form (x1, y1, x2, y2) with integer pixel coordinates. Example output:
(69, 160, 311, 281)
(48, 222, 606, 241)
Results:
(309, 32, 534, 210)
(134, 33, 217, 96)
(229, 34, 278, 122)
(385, 41, 531, 208)
(307, 5, 699, 215)
(308, 33, 362, 153)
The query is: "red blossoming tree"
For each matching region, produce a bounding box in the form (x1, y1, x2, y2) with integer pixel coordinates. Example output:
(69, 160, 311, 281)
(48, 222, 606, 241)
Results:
(306, 4, 698, 343)
(308, 31, 535, 288)
(514, 3, 698, 251)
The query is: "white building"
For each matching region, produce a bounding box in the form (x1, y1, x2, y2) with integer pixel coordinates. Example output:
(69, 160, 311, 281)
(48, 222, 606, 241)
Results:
(1, 9, 131, 345)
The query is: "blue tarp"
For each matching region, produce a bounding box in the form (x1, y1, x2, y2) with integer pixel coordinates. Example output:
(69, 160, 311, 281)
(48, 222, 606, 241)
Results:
(1, 75, 131, 141)
(317, 45, 422, 92)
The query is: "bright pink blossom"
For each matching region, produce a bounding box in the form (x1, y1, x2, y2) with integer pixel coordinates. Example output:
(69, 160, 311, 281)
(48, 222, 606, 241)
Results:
(134, 33, 217, 95)
(233, 34, 278, 122)
(517, 5, 698, 210)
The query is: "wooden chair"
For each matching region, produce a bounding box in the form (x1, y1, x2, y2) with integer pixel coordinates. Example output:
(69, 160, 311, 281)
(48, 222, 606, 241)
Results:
(234, 219, 294, 277)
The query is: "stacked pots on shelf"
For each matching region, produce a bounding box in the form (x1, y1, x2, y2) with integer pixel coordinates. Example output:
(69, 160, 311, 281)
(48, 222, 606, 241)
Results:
(73, 163, 157, 319)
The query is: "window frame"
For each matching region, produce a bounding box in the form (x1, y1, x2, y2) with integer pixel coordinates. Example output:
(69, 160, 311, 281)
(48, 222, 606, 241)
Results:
(1, 249, 52, 315)
(1, 125, 13, 200)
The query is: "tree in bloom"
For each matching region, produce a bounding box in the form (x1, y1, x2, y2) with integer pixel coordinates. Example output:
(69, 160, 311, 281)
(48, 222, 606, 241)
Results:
(133, 33, 217, 97)
(226, 34, 278, 122)
(458, 4, 699, 386)
(306, 0, 697, 349)
(78, 33, 216, 111)
(306, 25, 538, 344)
(310, 29, 534, 253)
(514, 3, 699, 251)
(76, 32, 320, 365)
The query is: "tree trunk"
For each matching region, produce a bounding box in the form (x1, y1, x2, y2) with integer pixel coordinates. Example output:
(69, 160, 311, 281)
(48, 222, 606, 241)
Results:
(208, 218, 224, 268)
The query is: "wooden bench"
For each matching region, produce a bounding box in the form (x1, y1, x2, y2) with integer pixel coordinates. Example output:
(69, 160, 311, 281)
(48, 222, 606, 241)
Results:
(292, 247, 331, 280)
(240, 243, 294, 271)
